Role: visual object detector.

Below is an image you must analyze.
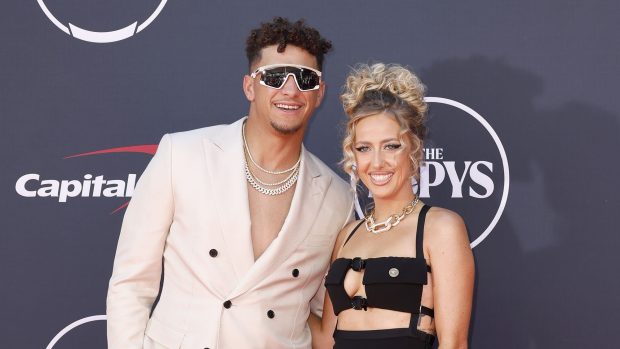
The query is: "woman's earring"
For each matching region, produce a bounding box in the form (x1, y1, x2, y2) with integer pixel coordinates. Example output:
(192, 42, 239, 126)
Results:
(349, 164, 358, 193)
(411, 175, 419, 195)
(350, 163, 364, 219)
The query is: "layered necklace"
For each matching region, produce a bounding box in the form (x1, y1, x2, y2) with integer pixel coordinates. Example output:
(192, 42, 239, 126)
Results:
(242, 122, 301, 196)
(365, 197, 420, 234)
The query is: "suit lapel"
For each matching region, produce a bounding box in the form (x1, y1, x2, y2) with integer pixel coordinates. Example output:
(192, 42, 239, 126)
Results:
(229, 147, 331, 298)
(203, 118, 255, 281)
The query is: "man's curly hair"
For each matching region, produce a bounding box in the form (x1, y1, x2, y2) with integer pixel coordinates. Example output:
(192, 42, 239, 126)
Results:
(246, 17, 332, 71)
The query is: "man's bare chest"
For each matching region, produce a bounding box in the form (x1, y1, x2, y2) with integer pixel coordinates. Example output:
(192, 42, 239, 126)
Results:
(247, 183, 295, 259)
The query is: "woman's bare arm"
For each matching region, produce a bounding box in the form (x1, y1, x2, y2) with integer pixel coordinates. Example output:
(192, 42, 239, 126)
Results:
(426, 208, 475, 349)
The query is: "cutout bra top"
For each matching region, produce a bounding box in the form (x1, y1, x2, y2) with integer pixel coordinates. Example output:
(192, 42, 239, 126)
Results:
(325, 205, 434, 318)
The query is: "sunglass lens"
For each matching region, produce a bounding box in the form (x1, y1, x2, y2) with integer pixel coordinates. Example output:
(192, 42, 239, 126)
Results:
(296, 70, 320, 90)
(263, 70, 287, 89)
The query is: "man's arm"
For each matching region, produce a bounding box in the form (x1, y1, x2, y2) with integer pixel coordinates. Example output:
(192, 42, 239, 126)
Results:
(106, 134, 175, 349)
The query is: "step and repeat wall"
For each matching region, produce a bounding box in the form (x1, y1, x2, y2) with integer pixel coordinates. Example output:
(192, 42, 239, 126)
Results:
(2, 1, 619, 348)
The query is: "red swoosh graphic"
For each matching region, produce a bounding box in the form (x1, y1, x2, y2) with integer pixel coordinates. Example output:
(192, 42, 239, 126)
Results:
(110, 201, 130, 215)
(63, 145, 158, 159)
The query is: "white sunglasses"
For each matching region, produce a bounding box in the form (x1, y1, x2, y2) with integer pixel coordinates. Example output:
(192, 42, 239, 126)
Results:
(250, 64, 322, 91)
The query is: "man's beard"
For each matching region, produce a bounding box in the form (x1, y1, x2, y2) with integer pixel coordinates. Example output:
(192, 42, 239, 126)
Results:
(270, 120, 303, 135)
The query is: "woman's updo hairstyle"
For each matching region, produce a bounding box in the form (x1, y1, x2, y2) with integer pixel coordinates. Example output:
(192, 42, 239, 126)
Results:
(341, 63, 428, 181)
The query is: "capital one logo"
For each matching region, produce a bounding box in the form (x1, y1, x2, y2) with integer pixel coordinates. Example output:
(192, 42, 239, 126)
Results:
(354, 97, 510, 249)
(36, 0, 168, 43)
(15, 145, 157, 213)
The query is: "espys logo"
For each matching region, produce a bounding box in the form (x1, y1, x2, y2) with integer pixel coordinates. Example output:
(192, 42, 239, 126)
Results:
(354, 97, 510, 249)
(36, 0, 168, 43)
(15, 145, 157, 213)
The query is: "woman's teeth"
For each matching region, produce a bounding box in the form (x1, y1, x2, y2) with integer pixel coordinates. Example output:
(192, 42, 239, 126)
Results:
(370, 173, 393, 184)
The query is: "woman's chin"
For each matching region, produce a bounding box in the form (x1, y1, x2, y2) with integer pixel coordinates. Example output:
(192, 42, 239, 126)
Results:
(367, 190, 395, 202)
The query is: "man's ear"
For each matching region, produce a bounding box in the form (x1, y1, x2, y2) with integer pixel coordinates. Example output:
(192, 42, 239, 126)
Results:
(315, 81, 326, 107)
(243, 75, 255, 102)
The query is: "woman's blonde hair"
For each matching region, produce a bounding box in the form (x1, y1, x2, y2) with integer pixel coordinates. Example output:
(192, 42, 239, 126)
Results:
(341, 63, 428, 182)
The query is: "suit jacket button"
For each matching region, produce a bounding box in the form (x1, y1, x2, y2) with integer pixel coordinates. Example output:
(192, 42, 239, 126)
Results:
(292, 268, 299, 277)
(209, 249, 218, 257)
(267, 310, 275, 318)
(223, 300, 232, 309)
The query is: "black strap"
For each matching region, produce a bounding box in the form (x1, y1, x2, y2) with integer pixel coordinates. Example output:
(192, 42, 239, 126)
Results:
(409, 312, 420, 330)
(408, 306, 436, 340)
(415, 205, 431, 259)
(420, 305, 434, 318)
(409, 306, 436, 346)
(343, 220, 365, 246)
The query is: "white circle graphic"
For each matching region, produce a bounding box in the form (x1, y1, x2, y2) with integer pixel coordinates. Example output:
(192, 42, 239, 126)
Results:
(353, 97, 510, 248)
(46, 315, 107, 349)
(36, 0, 168, 43)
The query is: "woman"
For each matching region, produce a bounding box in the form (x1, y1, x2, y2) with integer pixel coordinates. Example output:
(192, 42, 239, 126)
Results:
(310, 63, 474, 349)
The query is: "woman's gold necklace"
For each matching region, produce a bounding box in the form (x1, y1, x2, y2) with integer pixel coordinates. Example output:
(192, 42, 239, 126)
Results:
(364, 197, 420, 234)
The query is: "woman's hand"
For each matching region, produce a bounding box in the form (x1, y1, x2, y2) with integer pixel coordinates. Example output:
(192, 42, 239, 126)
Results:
(309, 311, 334, 349)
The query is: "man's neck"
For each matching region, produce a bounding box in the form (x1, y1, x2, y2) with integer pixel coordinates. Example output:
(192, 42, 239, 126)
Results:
(243, 116, 304, 172)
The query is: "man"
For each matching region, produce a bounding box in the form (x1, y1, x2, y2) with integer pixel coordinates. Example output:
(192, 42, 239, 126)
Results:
(106, 17, 353, 349)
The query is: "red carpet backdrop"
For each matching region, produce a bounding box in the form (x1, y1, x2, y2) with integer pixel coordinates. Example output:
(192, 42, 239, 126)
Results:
(1, 1, 618, 348)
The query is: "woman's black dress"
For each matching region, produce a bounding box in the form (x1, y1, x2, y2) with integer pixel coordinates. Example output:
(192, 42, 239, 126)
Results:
(325, 205, 435, 349)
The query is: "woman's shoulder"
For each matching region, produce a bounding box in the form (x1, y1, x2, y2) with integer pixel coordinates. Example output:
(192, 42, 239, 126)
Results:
(337, 219, 364, 241)
(330, 219, 365, 260)
(425, 206, 465, 227)
(423, 205, 469, 246)
(422, 205, 474, 277)
(343, 218, 364, 232)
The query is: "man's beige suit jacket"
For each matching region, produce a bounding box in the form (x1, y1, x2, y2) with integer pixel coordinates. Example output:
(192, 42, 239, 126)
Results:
(106, 118, 353, 349)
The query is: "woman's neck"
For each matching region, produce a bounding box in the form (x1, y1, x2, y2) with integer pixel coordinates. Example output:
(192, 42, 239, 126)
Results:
(371, 192, 417, 221)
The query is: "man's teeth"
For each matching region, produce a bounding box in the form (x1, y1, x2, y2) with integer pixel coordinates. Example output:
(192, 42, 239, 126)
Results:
(275, 103, 301, 110)
(371, 173, 393, 182)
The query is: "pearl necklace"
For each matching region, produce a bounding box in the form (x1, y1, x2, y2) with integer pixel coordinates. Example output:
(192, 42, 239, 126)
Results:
(364, 197, 420, 234)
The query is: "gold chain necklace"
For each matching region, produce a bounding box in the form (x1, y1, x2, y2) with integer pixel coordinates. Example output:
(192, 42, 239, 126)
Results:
(242, 121, 300, 195)
(242, 121, 301, 175)
(364, 197, 420, 234)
